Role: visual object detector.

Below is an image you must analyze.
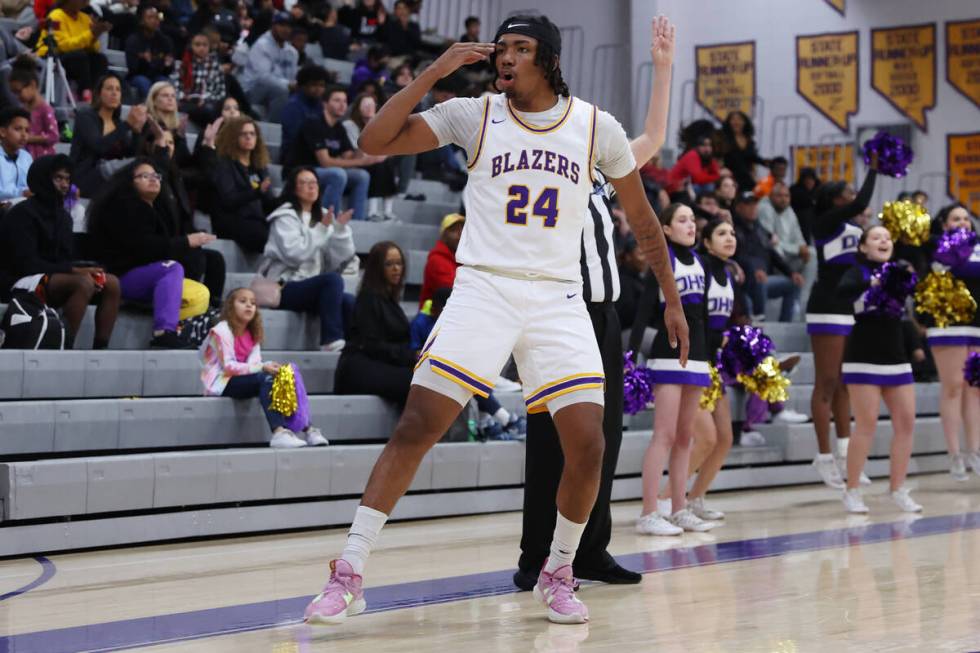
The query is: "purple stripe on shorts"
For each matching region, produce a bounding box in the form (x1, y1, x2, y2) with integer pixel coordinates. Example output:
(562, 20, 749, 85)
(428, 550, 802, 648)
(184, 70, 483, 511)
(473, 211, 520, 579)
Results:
(428, 359, 492, 395)
(525, 375, 605, 405)
(806, 323, 853, 335)
(650, 370, 711, 387)
(842, 372, 914, 386)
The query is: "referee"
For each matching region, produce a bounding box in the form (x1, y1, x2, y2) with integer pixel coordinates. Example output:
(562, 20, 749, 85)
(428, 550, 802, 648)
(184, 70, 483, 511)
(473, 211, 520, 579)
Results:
(513, 17, 676, 589)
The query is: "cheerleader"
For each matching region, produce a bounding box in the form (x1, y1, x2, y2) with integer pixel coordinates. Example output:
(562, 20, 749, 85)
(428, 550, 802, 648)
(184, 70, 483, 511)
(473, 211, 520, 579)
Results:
(923, 204, 980, 480)
(679, 219, 739, 520)
(629, 203, 717, 535)
(837, 225, 921, 513)
(806, 154, 879, 488)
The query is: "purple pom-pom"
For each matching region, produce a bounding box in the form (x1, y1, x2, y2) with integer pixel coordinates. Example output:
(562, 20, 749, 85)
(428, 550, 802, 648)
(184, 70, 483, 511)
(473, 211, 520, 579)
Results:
(864, 262, 918, 318)
(934, 228, 978, 268)
(965, 352, 980, 388)
(862, 130, 914, 178)
(716, 325, 773, 383)
(624, 352, 656, 415)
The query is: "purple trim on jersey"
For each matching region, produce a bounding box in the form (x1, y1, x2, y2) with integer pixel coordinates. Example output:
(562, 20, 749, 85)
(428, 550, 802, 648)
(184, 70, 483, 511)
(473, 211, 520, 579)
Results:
(842, 371, 914, 386)
(806, 323, 854, 335)
(650, 370, 712, 387)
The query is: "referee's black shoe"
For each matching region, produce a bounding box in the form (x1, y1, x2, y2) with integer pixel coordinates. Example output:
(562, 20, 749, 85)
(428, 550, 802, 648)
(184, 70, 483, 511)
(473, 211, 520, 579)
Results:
(573, 552, 642, 585)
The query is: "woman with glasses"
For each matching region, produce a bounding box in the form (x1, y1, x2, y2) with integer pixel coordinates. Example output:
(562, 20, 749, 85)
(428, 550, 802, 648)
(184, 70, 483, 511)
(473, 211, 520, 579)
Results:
(258, 166, 355, 352)
(334, 240, 416, 405)
(87, 158, 216, 348)
(210, 115, 277, 253)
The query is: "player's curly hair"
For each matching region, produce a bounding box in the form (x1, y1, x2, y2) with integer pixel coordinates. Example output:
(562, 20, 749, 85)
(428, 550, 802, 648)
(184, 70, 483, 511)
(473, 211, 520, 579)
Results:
(535, 40, 569, 97)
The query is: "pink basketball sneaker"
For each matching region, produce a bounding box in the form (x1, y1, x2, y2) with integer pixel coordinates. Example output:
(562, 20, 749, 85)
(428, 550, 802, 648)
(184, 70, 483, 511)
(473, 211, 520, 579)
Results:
(533, 560, 589, 624)
(304, 559, 366, 625)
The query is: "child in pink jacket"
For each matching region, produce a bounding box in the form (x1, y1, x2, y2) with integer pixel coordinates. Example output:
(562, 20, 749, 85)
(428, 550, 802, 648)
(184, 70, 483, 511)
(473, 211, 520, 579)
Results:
(200, 287, 327, 448)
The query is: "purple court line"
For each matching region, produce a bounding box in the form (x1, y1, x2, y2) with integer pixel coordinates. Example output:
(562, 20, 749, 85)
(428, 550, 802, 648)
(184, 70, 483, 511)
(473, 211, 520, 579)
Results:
(1, 512, 979, 653)
(0, 557, 56, 603)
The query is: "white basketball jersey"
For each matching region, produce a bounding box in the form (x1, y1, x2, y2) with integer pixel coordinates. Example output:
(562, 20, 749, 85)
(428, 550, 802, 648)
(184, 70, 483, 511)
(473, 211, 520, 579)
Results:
(460, 94, 599, 281)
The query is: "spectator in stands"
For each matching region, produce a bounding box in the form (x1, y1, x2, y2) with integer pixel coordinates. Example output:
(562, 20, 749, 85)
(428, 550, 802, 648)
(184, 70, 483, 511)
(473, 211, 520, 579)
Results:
(124, 4, 175, 99)
(188, 0, 239, 45)
(719, 110, 767, 194)
(381, 64, 423, 200)
(91, 0, 140, 46)
(279, 64, 329, 164)
(69, 73, 147, 197)
(8, 62, 58, 160)
(460, 15, 481, 42)
(239, 11, 298, 121)
(319, 4, 353, 59)
(732, 191, 803, 322)
(259, 166, 355, 352)
(350, 44, 388, 96)
(0, 154, 121, 348)
(754, 156, 788, 199)
(614, 235, 646, 333)
(210, 115, 277, 253)
(201, 287, 328, 448)
(175, 32, 228, 128)
(418, 212, 463, 307)
(334, 240, 416, 404)
(339, 0, 386, 44)
(0, 107, 32, 204)
(343, 92, 398, 221)
(790, 167, 820, 244)
(667, 134, 720, 195)
(378, 0, 421, 61)
(758, 181, 809, 274)
(912, 189, 929, 208)
(144, 81, 192, 165)
(286, 86, 375, 221)
(290, 25, 310, 68)
(156, 0, 191, 55)
(36, 0, 111, 102)
(88, 158, 209, 348)
(139, 127, 226, 304)
(715, 174, 737, 212)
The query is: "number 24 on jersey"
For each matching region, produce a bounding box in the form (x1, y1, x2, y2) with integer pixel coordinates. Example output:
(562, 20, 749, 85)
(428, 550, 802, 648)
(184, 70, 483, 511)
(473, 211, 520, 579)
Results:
(506, 185, 559, 228)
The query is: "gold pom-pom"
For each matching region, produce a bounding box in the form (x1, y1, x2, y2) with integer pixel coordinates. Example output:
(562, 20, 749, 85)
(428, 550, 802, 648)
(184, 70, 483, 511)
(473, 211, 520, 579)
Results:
(700, 364, 723, 411)
(878, 200, 931, 246)
(737, 356, 790, 403)
(914, 270, 977, 328)
(270, 364, 298, 416)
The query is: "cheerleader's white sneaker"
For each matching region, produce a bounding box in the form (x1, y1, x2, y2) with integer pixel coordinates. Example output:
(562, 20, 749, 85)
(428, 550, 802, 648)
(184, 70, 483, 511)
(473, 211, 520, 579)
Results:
(891, 487, 922, 513)
(636, 513, 682, 536)
(842, 488, 869, 514)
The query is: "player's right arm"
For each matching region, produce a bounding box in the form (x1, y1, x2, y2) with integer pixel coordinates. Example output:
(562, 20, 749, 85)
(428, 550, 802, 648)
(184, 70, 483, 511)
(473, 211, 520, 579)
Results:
(359, 42, 495, 156)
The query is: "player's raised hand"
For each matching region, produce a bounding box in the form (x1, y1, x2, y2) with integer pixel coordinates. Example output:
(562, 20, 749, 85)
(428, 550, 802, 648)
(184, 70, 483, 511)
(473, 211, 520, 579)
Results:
(650, 15, 675, 68)
(431, 42, 495, 78)
(663, 303, 690, 367)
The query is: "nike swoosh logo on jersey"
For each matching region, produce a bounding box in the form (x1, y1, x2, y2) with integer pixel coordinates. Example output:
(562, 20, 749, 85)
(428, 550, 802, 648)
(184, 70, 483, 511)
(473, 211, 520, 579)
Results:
(491, 118, 505, 124)
(566, 293, 577, 299)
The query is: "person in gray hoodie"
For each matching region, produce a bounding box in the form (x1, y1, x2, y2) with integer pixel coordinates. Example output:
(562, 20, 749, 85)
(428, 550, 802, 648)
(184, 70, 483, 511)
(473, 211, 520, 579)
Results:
(259, 166, 355, 351)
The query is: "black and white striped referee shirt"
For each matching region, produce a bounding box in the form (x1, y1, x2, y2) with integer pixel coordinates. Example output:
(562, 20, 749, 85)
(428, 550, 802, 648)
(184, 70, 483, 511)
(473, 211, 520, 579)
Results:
(580, 171, 620, 303)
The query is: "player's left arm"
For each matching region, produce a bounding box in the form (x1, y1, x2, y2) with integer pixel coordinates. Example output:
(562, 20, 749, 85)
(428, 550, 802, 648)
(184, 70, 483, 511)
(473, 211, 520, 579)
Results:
(608, 170, 690, 365)
(629, 15, 675, 165)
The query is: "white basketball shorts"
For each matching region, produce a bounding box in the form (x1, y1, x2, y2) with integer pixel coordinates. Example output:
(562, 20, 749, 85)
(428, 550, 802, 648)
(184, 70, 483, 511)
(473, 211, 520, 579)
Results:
(413, 266, 605, 415)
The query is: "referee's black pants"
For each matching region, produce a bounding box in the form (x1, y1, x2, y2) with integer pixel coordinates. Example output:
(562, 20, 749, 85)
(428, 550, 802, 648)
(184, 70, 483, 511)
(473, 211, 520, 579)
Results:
(518, 301, 624, 571)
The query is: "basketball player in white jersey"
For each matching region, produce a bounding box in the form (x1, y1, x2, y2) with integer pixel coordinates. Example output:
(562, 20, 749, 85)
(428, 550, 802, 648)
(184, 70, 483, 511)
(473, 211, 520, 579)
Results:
(304, 15, 688, 626)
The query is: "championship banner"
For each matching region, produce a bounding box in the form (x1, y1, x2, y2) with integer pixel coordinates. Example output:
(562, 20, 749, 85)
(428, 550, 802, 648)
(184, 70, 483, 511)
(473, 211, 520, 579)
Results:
(792, 143, 855, 184)
(796, 31, 859, 133)
(948, 132, 980, 215)
(824, 0, 845, 16)
(695, 41, 756, 122)
(871, 24, 936, 131)
(946, 19, 980, 109)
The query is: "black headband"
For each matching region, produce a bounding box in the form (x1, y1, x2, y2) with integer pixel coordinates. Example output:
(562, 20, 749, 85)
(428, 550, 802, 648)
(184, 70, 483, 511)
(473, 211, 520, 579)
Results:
(493, 16, 561, 55)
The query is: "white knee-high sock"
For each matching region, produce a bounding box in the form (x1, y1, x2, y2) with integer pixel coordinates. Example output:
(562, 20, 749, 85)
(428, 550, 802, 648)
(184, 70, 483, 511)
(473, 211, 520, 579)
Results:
(544, 512, 587, 573)
(341, 506, 388, 575)
(837, 437, 850, 458)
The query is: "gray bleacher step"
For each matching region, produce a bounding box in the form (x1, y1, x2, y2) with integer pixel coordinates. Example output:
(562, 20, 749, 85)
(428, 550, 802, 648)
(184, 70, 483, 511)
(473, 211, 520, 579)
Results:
(406, 178, 461, 204)
(757, 416, 947, 462)
(761, 322, 811, 353)
(0, 439, 527, 520)
(350, 221, 440, 253)
(0, 395, 402, 456)
(615, 430, 783, 476)
(393, 198, 460, 224)
(204, 239, 261, 274)
(222, 272, 361, 298)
